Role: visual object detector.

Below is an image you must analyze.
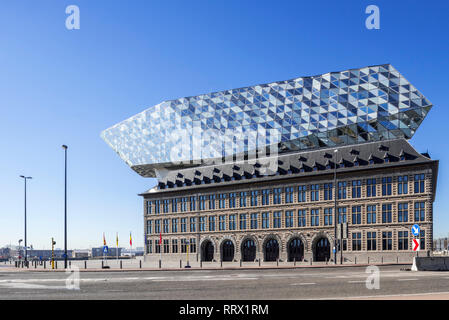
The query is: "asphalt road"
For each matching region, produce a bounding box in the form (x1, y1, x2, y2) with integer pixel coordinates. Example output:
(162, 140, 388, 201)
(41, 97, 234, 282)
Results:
(1, 264, 449, 300)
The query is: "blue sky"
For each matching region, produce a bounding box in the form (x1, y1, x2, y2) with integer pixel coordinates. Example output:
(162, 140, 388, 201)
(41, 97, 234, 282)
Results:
(0, 0, 448, 249)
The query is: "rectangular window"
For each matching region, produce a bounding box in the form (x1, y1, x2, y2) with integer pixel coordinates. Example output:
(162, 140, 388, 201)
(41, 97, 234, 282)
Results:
(382, 177, 392, 196)
(338, 207, 347, 223)
(250, 213, 258, 229)
(181, 197, 188, 212)
(218, 194, 226, 209)
(261, 189, 270, 206)
(155, 239, 161, 253)
(228, 193, 236, 208)
(366, 178, 376, 197)
(285, 187, 294, 203)
(367, 205, 376, 224)
(229, 214, 236, 230)
(382, 231, 392, 250)
(262, 212, 270, 229)
(414, 202, 425, 222)
(398, 231, 409, 250)
(239, 192, 247, 207)
(382, 204, 392, 223)
(273, 211, 282, 228)
(239, 214, 247, 230)
(324, 208, 333, 226)
(181, 239, 187, 253)
(146, 201, 152, 215)
(208, 216, 215, 231)
(311, 184, 319, 202)
(352, 206, 361, 225)
(324, 183, 333, 201)
(414, 174, 425, 193)
(172, 239, 178, 253)
(209, 194, 216, 210)
(311, 209, 319, 226)
(190, 238, 196, 253)
(352, 232, 361, 251)
(154, 200, 161, 214)
(298, 210, 306, 227)
(199, 217, 205, 232)
(398, 175, 408, 195)
(219, 215, 226, 231)
(398, 203, 409, 223)
(199, 195, 206, 211)
(146, 220, 152, 234)
(338, 182, 347, 199)
(285, 210, 293, 228)
(163, 239, 169, 253)
(171, 198, 178, 213)
(171, 218, 178, 233)
(189, 217, 196, 232)
(298, 186, 306, 202)
(180, 218, 186, 233)
(155, 220, 161, 233)
(189, 197, 196, 211)
(250, 191, 258, 206)
(352, 180, 361, 198)
(273, 188, 282, 204)
(367, 232, 377, 251)
(163, 219, 169, 233)
(147, 240, 152, 254)
(163, 199, 170, 213)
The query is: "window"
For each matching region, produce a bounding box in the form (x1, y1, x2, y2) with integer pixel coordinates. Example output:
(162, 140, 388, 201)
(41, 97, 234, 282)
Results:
(285, 187, 294, 203)
(189, 197, 196, 211)
(285, 210, 293, 227)
(382, 177, 392, 196)
(155, 220, 161, 233)
(382, 231, 392, 250)
(367, 232, 377, 251)
(398, 175, 408, 195)
(239, 214, 247, 230)
(367, 205, 376, 224)
(352, 233, 361, 251)
(298, 186, 306, 202)
(311, 209, 319, 226)
(146, 220, 152, 234)
(163, 239, 169, 253)
(189, 217, 196, 232)
(154, 200, 161, 214)
(250, 191, 258, 206)
(351, 180, 361, 198)
(382, 204, 392, 223)
(172, 198, 178, 213)
(180, 197, 188, 212)
(163, 199, 169, 213)
(163, 219, 169, 233)
(324, 208, 333, 226)
(398, 203, 408, 223)
(147, 240, 152, 253)
(229, 214, 236, 230)
(262, 212, 270, 229)
(239, 192, 247, 207)
(338, 182, 347, 199)
(420, 230, 426, 250)
(209, 194, 216, 210)
(171, 218, 178, 233)
(298, 210, 306, 227)
(324, 183, 333, 200)
(218, 194, 226, 209)
(414, 174, 425, 193)
(219, 215, 226, 231)
(199, 195, 206, 211)
(229, 193, 236, 208)
(311, 184, 319, 201)
(261, 189, 270, 205)
(155, 239, 161, 253)
(273, 188, 282, 204)
(172, 239, 178, 253)
(250, 213, 258, 229)
(273, 211, 282, 228)
(181, 239, 187, 253)
(366, 178, 376, 197)
(414, 202, 425, 222)
(398, 231, 408, 250)
(199, 217, 205, 232)
(146, 201, 152, 215)
(190, 238, 196, 253)
(208, 216, 215, 231)
(352, 206, 361, 225)
(180, 218, 186, 233)
(338, 207, 347, 223)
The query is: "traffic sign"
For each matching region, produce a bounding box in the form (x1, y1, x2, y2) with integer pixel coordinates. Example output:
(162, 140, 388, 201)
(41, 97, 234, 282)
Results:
(413, 239, 420, 251)
(411, 224, 420, 237)
(103, 245, 109, 254)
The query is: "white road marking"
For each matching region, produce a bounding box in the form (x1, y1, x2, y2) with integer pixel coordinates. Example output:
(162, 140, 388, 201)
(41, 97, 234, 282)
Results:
(347, 280, 366, 283)
(397, 278, 418, 281)
(290, 282, 316, 286)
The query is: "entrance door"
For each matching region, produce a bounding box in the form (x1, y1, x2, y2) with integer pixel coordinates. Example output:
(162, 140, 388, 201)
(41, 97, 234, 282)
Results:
(288, 238, 304, 262)
(314, 237, 330, 262)
(241, 239, 256, 261)
(202, 240, 214, 261)
(264, 239, 279, 262)
(221, 240, 234, 261)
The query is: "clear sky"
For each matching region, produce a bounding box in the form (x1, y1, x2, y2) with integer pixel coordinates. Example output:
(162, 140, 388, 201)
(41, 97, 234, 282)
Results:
(1, 0, 448, 249)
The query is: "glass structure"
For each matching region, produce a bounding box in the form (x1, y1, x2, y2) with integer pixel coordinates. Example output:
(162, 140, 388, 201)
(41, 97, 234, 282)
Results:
(101, 64, 432, 177)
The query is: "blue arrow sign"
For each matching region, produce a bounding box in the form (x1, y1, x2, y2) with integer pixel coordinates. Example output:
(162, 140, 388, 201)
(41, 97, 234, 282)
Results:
(103, 245, 109, 254)
(411, 224, 420, 237)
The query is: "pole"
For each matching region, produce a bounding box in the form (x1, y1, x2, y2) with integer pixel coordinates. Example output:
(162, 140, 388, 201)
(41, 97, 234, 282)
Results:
(186, 239, 190, 267)
(62, 145, 68, 269)
(333, 149, 338, 264)
(24, 178, 27, 264)
(51, 238, 55, 270)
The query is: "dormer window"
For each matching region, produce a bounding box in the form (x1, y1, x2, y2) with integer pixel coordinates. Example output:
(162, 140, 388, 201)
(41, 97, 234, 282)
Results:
(400, 155, 405, 161)
(300, 168, 305, 173)
(354, 161, 359, 166)
(369, 159, 374, 165)
(313, 166, 318, 171)
(326, 165, 331, 170)
(384, 157, 389, 163)
(339, 163, 345, 168)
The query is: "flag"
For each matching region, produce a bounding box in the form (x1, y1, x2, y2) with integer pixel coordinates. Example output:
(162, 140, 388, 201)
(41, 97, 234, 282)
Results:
(103, 232, 106, 246)
(129, 232, 133, 246)
(116, 232, 119, 247)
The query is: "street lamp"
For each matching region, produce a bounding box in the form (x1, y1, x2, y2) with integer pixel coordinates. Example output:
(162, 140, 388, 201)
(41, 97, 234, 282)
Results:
(19, 175, 32, 264)
(62, 145, 68, 269)
(333, 149, 338, 265)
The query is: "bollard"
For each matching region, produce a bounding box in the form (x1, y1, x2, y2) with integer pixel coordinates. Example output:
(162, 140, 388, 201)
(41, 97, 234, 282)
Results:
(258, 259, 261, 267)
(310, 258, 312, 265)
(35, 262, 37, 269)
(368, 256, 370, 264)
(276, 259, 279, 267)
(120, 260, 122, 269)
(102, 260, 104, 269)
(44, 261, 46, 269)
(240, 259, 242, 267)
(294, 258, 296, 266)
(200, 260, 202, 268)
(159, 259, 161, 269)
(221, 260, 222, 268)
(55, 261, 58, 269)
(381, 256, 383, 264)
(69, 261, 71, 267)
(180, 260, 182, 268)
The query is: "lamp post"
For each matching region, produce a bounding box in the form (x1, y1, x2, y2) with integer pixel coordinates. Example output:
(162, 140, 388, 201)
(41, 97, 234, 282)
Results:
(333, 149, 338, 265)
(62, 145, 68, 269)
(19, 175, 32, 264)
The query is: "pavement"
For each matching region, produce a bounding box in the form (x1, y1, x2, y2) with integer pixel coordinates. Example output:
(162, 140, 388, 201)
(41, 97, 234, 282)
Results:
(1, 264, 449, 299)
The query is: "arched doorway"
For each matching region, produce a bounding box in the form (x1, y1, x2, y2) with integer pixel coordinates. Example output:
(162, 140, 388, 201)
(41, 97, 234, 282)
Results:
(221, 240, 234, 261)
(314, 237, 330, 262)
(264, 238, 279, 262)
(201, 240, 214, 262)
(288, 238, 304, 262)
(241, 239, 256, 262)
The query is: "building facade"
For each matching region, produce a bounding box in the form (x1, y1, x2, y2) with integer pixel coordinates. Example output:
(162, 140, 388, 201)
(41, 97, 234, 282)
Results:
(101, 64, 438, 264)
